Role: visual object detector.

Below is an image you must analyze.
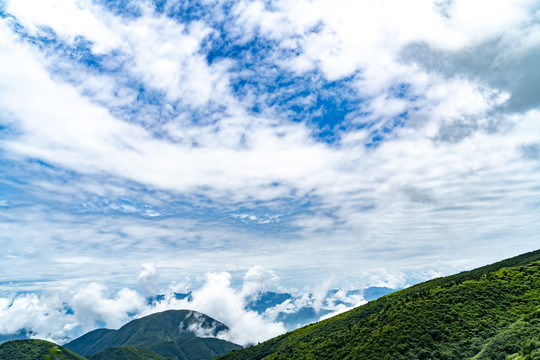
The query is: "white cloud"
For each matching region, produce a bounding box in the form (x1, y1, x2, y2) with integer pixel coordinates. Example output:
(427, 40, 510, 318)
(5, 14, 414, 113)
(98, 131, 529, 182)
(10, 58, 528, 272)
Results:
(0, 0, 539, 337)
(138, 263, 158, 294)
(70, 283, 147, 330)
(4, 0, 122, 53)
(241, 266, 281, 297)
(0, 294, 74, 342)
(0, 265, 369, 346)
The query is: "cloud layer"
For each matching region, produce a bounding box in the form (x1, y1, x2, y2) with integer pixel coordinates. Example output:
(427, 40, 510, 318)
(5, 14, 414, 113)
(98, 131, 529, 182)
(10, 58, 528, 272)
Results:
(0, 266, 374, 346)
(0, 0, 539, 333)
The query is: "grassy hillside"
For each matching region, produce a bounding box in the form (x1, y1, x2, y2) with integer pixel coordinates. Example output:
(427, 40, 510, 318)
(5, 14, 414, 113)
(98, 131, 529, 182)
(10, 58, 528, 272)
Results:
(216, 249, 540, 360)
(0, 339, 88, 360)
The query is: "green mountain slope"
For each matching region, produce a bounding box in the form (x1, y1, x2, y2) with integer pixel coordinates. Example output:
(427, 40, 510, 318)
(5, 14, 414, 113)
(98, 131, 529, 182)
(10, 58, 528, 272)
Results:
(147, 337, 243, 360)
(0, 339, 88, 360)
(216, 249, 540, 360)
(64, 328, 114, 354)
(88, 345, 168, 360)
(87, 337, 243, 360)
(65, 309, 232, 356)
(64, 309, 242, 360)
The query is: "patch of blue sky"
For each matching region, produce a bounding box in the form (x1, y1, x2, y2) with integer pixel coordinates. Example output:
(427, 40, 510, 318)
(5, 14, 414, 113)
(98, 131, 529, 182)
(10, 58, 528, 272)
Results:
(5, 2, 373, 146)
(167, 0, 238, 28)
(365, 111, 410, 148)
(388, 82, 418, 101)
(62, 303, 74, 315)
(126, 86, 177, 125)
(167, 0, 221, 23)
(94, 0, 145, 19)
(6, 19, 184, 132)
(4, 19, 63, 56)
(359, 82, 421, 148)
(209, 32, 365, 142)
(4, 15, 118, 76)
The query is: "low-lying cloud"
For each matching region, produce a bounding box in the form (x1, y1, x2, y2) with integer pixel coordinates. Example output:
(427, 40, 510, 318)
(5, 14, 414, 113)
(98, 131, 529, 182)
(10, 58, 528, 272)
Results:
(0, 262, 419, 347)
(0, 266, 377, 347)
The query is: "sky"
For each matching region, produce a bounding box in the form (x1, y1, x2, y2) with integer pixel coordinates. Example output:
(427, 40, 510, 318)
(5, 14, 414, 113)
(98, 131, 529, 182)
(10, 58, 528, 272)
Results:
(1, 0, 540, 346)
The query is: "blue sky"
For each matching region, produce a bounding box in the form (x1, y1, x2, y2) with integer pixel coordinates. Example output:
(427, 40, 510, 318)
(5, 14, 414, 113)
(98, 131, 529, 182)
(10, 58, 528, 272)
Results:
(1, 0, 540, 345)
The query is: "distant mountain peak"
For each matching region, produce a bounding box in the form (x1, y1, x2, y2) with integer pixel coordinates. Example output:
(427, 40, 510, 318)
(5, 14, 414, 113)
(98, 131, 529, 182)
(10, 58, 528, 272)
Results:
(64, 309, 236, 357)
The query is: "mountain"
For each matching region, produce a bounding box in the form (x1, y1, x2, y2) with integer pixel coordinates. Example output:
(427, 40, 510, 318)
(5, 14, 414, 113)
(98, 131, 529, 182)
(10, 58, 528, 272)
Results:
(143, 287, 397, 335)
(146, 337, 243, 360)
(88, 345, 167, 360)
(215, 248, 540, 360)
(0, 339, 88, 360)
(245, 287, 398, 331)
(65, 309, 241, 359)
(362, 286, 396, 301)
(0, 329, 35, 345)
(64, 328, 114, 354)
(246, 292, 293, 314)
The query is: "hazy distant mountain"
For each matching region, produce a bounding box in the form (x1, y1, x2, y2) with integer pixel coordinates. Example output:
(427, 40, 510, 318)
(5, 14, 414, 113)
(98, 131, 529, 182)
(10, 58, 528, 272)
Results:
(0, 339, 87, 360)
(216, 249, 540, 360)
(0, 329, 35, 344)
(65, 309, 241, 359)
(147, 292, 193, 306)
(143, 286, 398, 335)
(244, 287, 398, 330)
(245, 291, 293, 313)
(362, 286, 396, 301)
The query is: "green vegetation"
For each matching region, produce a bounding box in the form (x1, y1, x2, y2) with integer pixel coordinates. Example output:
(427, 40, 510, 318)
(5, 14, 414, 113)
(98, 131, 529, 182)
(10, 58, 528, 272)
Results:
(44, 345, 63, 360)
(88, 345, 168, 360)
(86, 337, 242, 360)
(0, 339, 87, 360)
(215, 249, 540, 360)
(0, 310, 241, 360)
(147, 337, 243, 360)
(64, 309, 236, 356)
(63, 309, 241, 360)
(4, 250, 540, 360)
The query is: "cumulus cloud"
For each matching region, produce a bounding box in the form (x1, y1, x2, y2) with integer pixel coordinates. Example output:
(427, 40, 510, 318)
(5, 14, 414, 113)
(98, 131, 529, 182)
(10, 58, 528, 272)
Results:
(0, 266, 381, 346)
(69, 283, 147, 331)
(0, 294, 75, 343)
(241, 266, 281, 297)
(138, 263, 158, 294)
(319, 288, 366, 321)
(142, 270, 286, 346)
(0, 284, 146, 343)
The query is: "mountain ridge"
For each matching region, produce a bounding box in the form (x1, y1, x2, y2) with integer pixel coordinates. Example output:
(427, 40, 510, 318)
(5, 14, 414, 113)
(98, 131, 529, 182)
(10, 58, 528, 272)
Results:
(65, 309, 233, 356)
(0, 339, 88, 360)
(214, 248, 540, 360)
